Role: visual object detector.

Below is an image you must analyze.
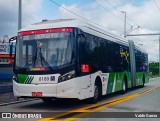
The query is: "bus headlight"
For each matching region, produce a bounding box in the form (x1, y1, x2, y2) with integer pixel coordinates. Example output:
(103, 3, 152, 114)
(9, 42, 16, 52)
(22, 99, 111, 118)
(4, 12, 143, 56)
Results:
(13, 74, 18, 82)
(58, 70, 75, 83)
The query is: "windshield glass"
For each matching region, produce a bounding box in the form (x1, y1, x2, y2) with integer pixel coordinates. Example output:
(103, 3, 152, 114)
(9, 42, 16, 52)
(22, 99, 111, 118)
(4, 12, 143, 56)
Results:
(16, 30, 74, 71)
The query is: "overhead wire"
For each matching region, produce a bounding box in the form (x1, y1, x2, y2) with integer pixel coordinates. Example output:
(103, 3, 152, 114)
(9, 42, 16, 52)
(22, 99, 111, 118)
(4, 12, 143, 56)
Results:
(48, 0, 158, 43)
(104, 0, 139, 27)
(48, 0, 123, 33)
(94, 0, 148, 40)
(104, 0, 158, 41)
(153, 0, 160, 10)
(93, 0, 132, 27)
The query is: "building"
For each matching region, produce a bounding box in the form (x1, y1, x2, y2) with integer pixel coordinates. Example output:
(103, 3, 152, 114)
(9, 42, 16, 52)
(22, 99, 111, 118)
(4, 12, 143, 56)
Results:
(0, 35, 15, 81)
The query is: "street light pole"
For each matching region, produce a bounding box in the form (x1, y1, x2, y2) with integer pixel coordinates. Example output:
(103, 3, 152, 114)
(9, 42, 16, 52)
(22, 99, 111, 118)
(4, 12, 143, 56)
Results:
(18, 0, 22, 30)
(121, 11, 126, 38)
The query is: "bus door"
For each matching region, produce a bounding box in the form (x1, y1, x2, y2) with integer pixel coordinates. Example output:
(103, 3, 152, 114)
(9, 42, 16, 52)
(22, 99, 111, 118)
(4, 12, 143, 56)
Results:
(129, 40, 136, 87)
(77, 33, 91, 99)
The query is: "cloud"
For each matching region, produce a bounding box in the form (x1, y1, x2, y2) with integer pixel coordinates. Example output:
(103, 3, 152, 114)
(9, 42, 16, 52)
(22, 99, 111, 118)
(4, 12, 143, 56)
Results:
(22, 0, 42, 27)
(119, 0, 160, 31)
(57, 0, 159, 61)
(1, 0, 157, 61)
(0, 0, 42, 39)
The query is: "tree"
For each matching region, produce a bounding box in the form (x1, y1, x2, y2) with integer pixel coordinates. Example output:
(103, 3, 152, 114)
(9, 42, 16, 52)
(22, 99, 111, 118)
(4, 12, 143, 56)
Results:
(149, 62, 159, 75)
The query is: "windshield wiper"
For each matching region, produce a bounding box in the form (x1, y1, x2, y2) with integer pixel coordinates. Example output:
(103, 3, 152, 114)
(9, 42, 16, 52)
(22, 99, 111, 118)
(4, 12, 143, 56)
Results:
(24, 40, 37, 68)
(39, 48, 54, 71)
(24, 56, 37, 68)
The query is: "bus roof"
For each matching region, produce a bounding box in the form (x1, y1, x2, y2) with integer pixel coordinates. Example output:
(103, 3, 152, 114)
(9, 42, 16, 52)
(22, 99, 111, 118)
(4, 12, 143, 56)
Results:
(19, 19, 147, 54)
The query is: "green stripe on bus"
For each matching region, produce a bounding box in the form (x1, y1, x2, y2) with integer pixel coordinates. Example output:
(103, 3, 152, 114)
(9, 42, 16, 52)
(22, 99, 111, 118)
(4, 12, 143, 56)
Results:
(25, 76, 30, 84)
(29, 76, 34, 84)
(27, 76, 33, 84)
(18, 74, 28, 84)
(106, 71, 148, 94)
(106, 71, 131, 94)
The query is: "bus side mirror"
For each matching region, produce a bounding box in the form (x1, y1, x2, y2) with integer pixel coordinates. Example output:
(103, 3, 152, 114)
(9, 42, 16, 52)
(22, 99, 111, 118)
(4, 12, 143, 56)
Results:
(10, 43, 13, 57)
(9, 36, 17, 57)
(77, 33, 86, 44)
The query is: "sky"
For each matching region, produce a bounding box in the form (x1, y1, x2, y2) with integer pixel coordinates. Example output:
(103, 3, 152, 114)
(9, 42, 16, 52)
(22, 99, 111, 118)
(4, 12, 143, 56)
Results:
(0, 0, 160, 62)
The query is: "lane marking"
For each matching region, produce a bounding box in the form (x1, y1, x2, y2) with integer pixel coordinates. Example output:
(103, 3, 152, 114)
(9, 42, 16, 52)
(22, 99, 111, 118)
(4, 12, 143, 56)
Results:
(38, 85, 160, 121)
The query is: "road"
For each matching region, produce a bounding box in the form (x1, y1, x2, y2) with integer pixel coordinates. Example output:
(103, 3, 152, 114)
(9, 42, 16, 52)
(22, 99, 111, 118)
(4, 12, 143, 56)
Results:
(0, 77, 160, 121)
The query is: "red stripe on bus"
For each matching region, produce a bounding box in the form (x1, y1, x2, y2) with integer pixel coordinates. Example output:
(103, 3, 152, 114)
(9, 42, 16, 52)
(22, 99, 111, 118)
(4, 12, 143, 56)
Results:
(18, 28, 73, 36)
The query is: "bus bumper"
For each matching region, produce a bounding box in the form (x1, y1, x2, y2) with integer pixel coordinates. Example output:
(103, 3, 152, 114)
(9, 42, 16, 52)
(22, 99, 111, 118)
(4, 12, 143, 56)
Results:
(13, 79, 78, 99)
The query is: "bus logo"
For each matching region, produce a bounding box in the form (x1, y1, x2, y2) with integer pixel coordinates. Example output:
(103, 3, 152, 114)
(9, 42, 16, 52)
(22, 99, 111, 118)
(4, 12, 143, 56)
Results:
(50, 76, 55, 81)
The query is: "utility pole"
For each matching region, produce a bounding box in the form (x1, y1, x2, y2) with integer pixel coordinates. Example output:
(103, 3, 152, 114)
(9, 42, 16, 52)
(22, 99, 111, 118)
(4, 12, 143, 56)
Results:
(159, 35, 160, 75)
(18, 0, 22, 30)
(121, 11, 160, 75)
(121, 11, 126, 38)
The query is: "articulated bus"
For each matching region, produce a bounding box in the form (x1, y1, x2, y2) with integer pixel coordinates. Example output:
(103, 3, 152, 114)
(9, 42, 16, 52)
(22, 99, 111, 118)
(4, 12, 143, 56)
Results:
(12, 19, 149, 103)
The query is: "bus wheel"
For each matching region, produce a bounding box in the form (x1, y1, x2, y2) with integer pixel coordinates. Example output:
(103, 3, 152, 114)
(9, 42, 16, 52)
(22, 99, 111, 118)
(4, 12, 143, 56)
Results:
(140, 75, 145, 88)
(121, 80, 127, 94)
(89, 82, 100, 103)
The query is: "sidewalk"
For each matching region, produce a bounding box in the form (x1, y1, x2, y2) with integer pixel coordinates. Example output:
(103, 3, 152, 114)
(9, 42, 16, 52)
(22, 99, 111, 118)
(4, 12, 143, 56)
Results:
(0, 92, 17, 103)
(0, 83, 32, 104)
(0, 83, 15, 103)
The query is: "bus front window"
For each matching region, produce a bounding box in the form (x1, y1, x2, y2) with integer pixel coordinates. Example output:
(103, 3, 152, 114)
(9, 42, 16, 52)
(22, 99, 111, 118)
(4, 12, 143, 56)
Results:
(16, 32, 73, 71)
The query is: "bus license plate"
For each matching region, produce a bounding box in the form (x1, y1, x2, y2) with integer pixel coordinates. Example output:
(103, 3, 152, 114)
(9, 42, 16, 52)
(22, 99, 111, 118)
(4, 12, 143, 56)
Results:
(32, 92, 42, 97)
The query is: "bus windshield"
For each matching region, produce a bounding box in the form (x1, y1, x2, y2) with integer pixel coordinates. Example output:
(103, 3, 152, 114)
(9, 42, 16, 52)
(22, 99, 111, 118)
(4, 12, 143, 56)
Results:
(16, 32, 74, 72)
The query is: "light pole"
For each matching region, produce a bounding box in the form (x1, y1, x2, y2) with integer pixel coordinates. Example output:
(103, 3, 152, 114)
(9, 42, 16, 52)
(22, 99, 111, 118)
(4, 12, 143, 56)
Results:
(159, 35, 160, 75)
(18, 0, 22, 30)
(121, 11, 126, 38)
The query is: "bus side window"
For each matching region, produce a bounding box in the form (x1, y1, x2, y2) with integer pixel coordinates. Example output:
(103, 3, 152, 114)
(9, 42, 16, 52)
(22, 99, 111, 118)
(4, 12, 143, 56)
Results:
(78, 33, 87, 64)
(105, 41, 115, 72)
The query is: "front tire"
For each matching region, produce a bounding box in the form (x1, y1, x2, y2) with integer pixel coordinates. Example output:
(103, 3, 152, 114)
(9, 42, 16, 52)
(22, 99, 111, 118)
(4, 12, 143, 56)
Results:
(140, 75, 145, 88)
(89, 82, 100, 103)
(121, 80, 127, 94)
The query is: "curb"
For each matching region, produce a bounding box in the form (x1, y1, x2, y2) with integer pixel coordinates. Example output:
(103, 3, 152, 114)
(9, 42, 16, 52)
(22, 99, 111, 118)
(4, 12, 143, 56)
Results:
(0, 98, 39, 106)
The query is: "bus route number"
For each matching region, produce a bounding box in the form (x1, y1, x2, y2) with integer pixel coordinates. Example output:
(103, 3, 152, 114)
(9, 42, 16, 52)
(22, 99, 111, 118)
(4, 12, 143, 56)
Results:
(39, 77, 49, 81)
(39, 76, 55, 81)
